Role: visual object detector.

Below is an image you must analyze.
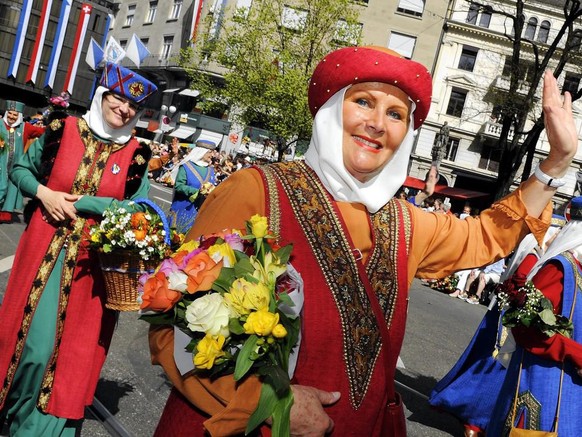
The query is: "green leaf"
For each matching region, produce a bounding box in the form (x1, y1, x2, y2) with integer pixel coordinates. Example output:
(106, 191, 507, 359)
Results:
(277, 292, 294, 308)
(258, 364, 290, 396)
(246, 383, 278, 434)
(271, 389, 294, 437)
(275, 244, 293, 265)
(234, 335, 259, 380)
(138, 312, 175, 325)
(212, 267, 236, 293)
(539, 308, 557, 325)
(229, 317, 245, 335)
(235, 258, 256, 277)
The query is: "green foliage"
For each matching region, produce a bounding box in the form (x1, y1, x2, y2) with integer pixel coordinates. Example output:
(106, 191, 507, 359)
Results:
(180, 0, 362, 154)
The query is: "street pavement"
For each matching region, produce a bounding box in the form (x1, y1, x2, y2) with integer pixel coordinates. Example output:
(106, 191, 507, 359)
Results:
(0, 183, 490, 436)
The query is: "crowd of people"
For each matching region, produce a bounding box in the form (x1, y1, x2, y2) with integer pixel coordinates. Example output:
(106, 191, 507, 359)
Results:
(0, 43, 580, 437)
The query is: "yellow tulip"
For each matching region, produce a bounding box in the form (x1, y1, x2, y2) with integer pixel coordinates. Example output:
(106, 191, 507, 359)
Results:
(271, 323, 288, 339)
(193, 334, 226, 370)
(249, 215, 268, 239)
(244, 308, 279, 336)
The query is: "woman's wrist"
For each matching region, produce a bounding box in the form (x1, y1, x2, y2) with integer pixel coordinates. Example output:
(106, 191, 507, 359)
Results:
(539, 156, 573, 179)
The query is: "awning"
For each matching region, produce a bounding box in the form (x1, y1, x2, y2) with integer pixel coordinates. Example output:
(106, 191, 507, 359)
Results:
(179, 89, 200, 97)
(163, 88, 181, 93)
(402, 176, 489, 199)
(169, 125, 197, 139)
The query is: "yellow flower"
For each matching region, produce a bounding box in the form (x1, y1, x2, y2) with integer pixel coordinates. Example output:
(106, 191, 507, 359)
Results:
(251, 251, 286, 284)
(193, 334, 226, 370)
(271, 324, 287, 339)
(178, 240, 200, 253)
(90, 232, 102, 243)
(224, 278, 270, 315)
(244, 308, 279, 336)
(208, 242, 236, 267)
(249, 214, 268, 238)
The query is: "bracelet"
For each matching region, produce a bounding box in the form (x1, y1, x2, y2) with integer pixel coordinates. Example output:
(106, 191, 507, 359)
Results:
(533, 164, 567, 188)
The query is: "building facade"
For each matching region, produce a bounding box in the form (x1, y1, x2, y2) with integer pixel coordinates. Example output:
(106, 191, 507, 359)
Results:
(411, 0, 582, 211)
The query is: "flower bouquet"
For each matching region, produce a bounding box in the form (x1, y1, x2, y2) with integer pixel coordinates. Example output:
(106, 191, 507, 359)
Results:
(43, 91, 71, 120)
(139, 215, 302, 436)
(497, 273, 573, 338)
(193, 181, 216, 210)
(87, 198, 183, 311)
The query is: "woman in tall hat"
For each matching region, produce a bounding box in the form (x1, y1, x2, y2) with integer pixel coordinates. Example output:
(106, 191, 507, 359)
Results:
(0, 63, 157, 435)
(148, 46, 577, 436)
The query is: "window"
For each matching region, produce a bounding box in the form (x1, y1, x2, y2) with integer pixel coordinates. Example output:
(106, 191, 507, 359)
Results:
(446, 88, 467, 118)
(92, 14, 100, 31)
(397, 0, 424, 17)
(478, 144, 501, 172)
(466, 3, 491, 28)
(444, 138, 459, 162)
(466, 3, 478, 24)
(502, 58, 535, 83)
(563, 72, 581, 95)
(479, 9, 491, 28)
(388, 32, 416, 59)
(169, 0, 182, 19)
(334, 20, 362, 45)
(124, 4, 135, 26)
(281, 6, 307, 31)
(458, 46, 478, 72)
(146, 1, 157, 23)
(162, 35, 173, 59)
(538, 20, 550, 43)
(524, 17, 537, 40)
(141, 38, 149, 48)
(119, 39, 127, 49)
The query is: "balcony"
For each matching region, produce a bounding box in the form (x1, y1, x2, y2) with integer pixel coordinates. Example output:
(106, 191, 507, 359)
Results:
(480, 120, 514, 141)
(492, 75, 531, 95)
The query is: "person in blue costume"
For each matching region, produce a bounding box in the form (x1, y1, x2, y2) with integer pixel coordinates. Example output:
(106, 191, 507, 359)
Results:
(429, 214, 565, 437)
(169, 139, 216, 234)
(0, 63, 157, 436)
(488, 199, 582, 436)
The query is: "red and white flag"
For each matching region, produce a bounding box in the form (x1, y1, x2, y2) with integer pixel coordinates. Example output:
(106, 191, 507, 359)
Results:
(25, 0, 54, 85)
(63, 3, 92, 95)
(189, 0, 204, 42)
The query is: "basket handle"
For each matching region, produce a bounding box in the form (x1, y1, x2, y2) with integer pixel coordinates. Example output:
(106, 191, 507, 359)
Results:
(133, 197, 171, 245)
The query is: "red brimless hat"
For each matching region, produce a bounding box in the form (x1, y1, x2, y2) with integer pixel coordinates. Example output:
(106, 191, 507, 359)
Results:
(308, 46, 433, 129)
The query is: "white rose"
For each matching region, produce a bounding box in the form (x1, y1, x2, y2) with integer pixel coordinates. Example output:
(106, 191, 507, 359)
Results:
(185, 293, 232, 337)
(167, 271, 188, 292)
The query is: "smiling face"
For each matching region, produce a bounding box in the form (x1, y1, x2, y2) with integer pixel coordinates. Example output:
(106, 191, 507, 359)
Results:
(342, 82, 411, 183)
(5, 110, 19, 125)
(101, 92, 139, 129)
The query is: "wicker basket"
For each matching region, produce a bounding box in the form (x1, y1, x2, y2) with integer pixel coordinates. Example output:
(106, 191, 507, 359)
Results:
(98, 250, 158, 311)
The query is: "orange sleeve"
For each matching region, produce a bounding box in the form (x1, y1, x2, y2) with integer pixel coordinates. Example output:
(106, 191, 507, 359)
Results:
(150, 168, 266, 434)
(408, 185, 552, 285)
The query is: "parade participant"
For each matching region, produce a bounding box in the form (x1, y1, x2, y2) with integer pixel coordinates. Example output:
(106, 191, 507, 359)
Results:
(0, 100, 44, 223)
(0, 63, 157, 436)
(148, 46, 576, 436)
(429, 214, 565, 437)
(488, 199, 582, 436)
(168, 140, 216, 234)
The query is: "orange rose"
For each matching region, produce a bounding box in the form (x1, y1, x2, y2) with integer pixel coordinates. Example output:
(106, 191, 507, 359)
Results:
(140, 271, 181, 312)
(172, 249, 190, 266)
(183, 251, 223, 294)
(131, 212, 148, 230)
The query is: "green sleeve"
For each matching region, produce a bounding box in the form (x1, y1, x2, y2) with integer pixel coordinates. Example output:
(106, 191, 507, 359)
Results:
(9, 134, 45, 197)
(173, 166, 199, 197)
(74, 168, 151, 215)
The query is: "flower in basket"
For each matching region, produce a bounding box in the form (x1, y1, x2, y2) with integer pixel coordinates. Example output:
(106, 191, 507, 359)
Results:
(139, 214, 302, 436)
(87, 201, 183, 260)
(497, 273, 573, 338)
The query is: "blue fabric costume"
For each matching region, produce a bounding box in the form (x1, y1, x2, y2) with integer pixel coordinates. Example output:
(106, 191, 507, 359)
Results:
(429, 301, 507, 431)
(488, 254, 581, 436)
(169, 162, 215, 234)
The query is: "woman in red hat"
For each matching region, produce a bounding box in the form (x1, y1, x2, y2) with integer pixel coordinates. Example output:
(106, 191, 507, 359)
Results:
(0, 63, 157, 435)
(148, 46, 577, 436)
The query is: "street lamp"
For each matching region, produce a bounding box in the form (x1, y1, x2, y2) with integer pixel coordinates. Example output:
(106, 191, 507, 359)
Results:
(156, 104, 177, 142)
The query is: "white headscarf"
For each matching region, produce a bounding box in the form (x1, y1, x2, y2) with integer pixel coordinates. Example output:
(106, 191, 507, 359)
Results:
(82, 86, 143, 144)
(527, 219, 582, 280)
(3, 110, 23, 128)
(304, 86, 416, 213)
(169, 146, 210, 184)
